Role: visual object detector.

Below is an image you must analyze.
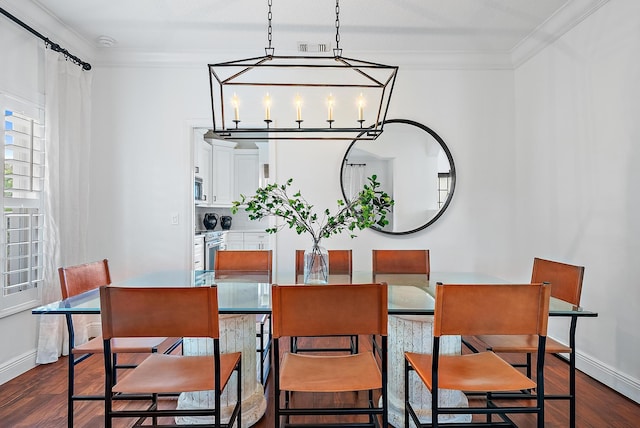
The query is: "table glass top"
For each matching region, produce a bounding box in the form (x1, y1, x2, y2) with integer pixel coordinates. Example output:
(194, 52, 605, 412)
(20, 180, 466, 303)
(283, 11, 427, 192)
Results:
(31, 270, 596, 317)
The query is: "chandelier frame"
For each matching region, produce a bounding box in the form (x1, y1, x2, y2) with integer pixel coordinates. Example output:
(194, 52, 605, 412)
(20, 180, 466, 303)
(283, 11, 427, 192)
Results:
(207, 0, 398, 141)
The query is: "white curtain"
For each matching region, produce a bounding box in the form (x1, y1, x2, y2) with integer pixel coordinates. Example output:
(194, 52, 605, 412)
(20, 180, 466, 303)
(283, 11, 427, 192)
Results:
(36, 49, 93, 364)
(344, 163, 366, 199)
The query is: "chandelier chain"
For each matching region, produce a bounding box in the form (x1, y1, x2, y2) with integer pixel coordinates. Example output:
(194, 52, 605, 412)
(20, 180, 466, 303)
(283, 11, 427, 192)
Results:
(266, 0, 273, 51)
(335, 0, 340, 50)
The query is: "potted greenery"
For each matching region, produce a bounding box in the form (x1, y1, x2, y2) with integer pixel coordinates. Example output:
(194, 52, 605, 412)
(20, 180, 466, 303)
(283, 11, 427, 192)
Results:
(231, 175, 394, 283)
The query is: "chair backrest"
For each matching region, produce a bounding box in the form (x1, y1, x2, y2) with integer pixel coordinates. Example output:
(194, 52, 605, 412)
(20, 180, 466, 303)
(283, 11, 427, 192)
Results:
(372, 250, 430, 275)
(294, 249, 352, 278)
(59, 259, 111, 299)
(531, 257, 584, 306)
(100, 286, 219, 340)
(214, 250, 273, 282)
(433, 283, 551, 338)
(272, 283, 388, 338)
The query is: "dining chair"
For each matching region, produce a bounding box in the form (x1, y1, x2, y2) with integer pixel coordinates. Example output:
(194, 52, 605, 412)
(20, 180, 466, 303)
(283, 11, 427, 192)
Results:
(470, 257, 585, 428)
(214, 249, 273, 385)
(404, 282, 551, 428)
(372, 249, 430, 280)
(100, 285, 241, 428)
(272, 282, 388, 428)
(292, 249, 356, 354)
(59, 259, 180, 428)
(295, 249, 353, 280)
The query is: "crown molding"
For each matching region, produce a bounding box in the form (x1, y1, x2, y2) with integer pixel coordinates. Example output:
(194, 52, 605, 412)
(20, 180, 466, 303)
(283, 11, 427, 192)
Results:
(511, 0, 610, 68)
(92, 48, 515, 71)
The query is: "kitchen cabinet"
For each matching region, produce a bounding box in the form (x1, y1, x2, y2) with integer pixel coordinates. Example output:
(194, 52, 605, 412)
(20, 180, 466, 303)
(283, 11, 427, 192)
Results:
(234, 149, 259, 200)
(225, 232, 244, 250)
(211, 141, 237, 205)
(243, 232, 269, 250)
(225, 231, 269, 250)
(197, 141, 212, 204)
(194, 234, 204, 269)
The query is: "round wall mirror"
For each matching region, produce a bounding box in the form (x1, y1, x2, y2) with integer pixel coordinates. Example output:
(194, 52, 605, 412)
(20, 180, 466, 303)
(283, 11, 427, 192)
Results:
(340, 119, 456, 235)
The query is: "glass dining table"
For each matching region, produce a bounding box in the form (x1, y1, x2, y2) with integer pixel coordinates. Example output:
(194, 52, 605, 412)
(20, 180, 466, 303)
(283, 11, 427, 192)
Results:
(32, 270, 597, 427)
(31, 269, 594, 317)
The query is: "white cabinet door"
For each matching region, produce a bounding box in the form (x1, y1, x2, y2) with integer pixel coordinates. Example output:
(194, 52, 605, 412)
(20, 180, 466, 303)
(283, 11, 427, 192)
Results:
(243, 232, 269, 250)
(234, 150, 259, 200)
(194, 235, 205, 269)
(211, 142, 236, 205)
(225, 232, 244, 250)
(199, 141, 212, 204)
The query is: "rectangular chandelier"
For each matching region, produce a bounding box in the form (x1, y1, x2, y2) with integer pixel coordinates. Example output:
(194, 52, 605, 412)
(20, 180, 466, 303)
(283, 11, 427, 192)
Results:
(208, 54, 398, 140)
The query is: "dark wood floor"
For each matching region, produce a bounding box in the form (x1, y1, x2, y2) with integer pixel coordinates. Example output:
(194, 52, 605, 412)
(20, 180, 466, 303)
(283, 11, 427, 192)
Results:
(1, 337, 639, 427)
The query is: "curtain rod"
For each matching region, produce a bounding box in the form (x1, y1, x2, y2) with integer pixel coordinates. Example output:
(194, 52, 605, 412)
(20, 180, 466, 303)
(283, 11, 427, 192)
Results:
(0, 7, 91, 71)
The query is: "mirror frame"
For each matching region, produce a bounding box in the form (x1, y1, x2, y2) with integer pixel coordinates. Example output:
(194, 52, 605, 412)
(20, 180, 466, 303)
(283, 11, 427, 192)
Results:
(340, 118, 456, 235)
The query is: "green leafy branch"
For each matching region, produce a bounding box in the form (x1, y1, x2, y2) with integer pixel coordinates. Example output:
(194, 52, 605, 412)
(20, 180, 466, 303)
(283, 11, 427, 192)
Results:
(231, 175, 394, 243)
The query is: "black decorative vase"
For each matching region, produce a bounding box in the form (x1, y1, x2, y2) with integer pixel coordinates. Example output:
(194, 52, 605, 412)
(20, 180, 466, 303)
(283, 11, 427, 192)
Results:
(220, 216, 232, 230)
(203, 213, 218, 230)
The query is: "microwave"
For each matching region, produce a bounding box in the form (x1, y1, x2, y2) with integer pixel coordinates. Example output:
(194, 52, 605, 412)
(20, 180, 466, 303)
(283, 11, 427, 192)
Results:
(194, 177, 205, 202)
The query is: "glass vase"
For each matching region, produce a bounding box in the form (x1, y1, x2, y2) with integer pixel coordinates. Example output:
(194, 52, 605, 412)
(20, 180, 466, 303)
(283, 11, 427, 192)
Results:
(303, 242, 329, 284)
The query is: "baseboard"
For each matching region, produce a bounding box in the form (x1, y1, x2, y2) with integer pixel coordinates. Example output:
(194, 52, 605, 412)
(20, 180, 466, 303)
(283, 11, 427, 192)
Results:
(576, 350, 640, 404)
(0, 349, 37, 386)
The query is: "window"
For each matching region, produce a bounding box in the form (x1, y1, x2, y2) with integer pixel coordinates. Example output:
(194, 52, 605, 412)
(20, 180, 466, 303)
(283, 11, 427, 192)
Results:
(0, 95, 44, 316)
(437, 172, 452, 209)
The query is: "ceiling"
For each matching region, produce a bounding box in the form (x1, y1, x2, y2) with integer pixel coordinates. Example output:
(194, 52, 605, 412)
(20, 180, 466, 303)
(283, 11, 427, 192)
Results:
(2, 0, 608, 66)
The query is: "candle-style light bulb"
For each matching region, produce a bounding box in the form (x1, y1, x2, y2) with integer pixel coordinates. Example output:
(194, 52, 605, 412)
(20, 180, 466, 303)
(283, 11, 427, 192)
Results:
(263, 93, 272, 121)
(357, 93, 365, 121)
(327, 93, 334, 121)
(295, 93, 302, 121)
(231, 93, 240, 121)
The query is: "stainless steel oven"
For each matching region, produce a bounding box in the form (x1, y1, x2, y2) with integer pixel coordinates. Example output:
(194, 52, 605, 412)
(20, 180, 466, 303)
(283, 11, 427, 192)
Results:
(204, 231, 226, 270)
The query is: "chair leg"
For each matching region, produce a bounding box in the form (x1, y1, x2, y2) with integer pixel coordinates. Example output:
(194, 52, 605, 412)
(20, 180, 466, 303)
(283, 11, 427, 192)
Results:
(258, 321, 265, 385)
(404, 359, 411, 428)
(568, 316, 578, 428)
(104, 358, 113, 428)
(67, 353, 74, 428)
(65, 315, 75, 428)
(237, 358, 242, 428)
(112, 353, 118, 384)
(568, 350, 576, 428)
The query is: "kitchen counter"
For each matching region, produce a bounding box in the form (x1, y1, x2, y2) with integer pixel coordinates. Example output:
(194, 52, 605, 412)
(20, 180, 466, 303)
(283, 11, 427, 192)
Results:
(195, 229, 268, 235)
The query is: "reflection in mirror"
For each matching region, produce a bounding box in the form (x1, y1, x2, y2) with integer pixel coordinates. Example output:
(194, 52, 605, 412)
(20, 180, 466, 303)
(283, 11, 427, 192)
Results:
(340, 119, 455, 235)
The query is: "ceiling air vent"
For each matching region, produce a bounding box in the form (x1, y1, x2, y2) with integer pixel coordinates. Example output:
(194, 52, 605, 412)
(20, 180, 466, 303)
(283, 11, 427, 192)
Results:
(297, 42, 331, 53)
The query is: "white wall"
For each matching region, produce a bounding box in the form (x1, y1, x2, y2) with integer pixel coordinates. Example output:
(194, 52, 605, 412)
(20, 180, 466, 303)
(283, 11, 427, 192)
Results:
(88, 62, 518, 279)
(87, 65, 208, 280)
(513, 0, 640, 401)
(271, 67, 517, 275)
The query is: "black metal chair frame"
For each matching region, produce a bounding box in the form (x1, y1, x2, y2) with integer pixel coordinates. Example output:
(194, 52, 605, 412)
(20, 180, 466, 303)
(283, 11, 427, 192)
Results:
(272, 283, 388, 428)
(63, 309, 183, 428)
(462, 315, 581, 428)
(405, 336, 547, 428)
(101, 286, 241, 428)
(257, 313, 271, 385)
(275, 334, 387, 428)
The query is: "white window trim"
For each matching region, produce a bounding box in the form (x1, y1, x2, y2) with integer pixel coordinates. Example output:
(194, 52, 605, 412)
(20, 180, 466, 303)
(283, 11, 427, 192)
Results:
(0, 93, 44, 318)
